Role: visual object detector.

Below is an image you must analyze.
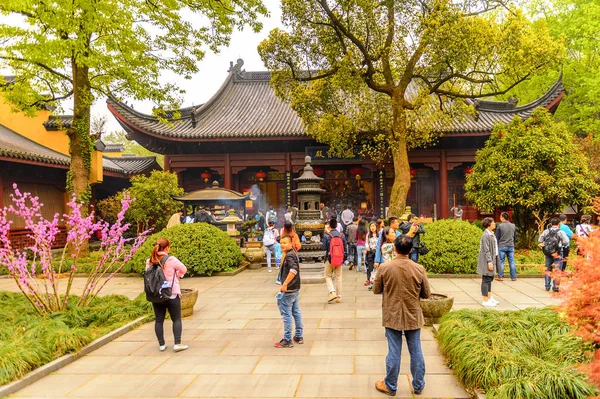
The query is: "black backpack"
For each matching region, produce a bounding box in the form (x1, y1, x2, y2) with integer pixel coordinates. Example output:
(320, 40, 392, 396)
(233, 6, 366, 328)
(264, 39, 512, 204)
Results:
(542, 229, 560, 256)
(144, 255, 175, 303)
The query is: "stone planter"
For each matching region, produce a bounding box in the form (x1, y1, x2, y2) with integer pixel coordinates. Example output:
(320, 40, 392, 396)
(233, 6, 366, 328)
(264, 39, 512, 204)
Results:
(420, 293, 454, 326)
(244, 241, 264, 270)
(180, 288, 198, 318)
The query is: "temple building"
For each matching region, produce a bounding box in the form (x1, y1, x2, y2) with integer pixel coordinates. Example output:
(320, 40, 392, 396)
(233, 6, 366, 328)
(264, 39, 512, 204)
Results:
(108, 59, 564, 220)
(0, 91, 161, 248)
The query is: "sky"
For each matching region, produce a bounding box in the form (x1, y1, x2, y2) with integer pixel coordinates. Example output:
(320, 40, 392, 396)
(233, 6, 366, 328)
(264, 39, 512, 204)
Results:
(96, 0, 283, 133)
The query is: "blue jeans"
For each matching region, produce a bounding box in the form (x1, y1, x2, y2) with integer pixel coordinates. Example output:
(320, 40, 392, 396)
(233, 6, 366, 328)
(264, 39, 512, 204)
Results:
(264, 245, 275, 269)
(277, 291, 303, 341)
(384, 328, 425, 393)
(409, 248, 419, 263)
(498, 246, 516, 279)
(544, 253, 562, 291)
(356, 245, 366, 271)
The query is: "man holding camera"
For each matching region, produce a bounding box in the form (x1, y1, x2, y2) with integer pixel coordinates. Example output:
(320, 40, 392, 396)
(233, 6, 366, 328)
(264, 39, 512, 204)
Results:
(400, 214, 425, 262)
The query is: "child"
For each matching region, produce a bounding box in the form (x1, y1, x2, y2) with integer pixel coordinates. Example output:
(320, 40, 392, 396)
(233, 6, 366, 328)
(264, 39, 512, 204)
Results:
(369, 227, 396, 291)
(274, 235, 303, 348)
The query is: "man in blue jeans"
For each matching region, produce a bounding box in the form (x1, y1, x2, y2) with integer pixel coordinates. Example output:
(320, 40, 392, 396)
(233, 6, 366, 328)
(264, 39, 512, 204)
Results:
(538, 218, 570, 292)
(274, 235, 303, 348)
(495, 212, 517, 281)
(373, 235, 431, 396)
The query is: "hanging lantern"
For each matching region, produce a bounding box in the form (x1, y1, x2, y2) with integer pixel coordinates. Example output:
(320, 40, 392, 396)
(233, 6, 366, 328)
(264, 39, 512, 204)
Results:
(313, 167, 325, 177)
(410, 168, 417, 177)
(200, 171, 212, 183)
(464, 167, 473, 175)
(349, 166, 365, 181)
(255, 170, 267, 182)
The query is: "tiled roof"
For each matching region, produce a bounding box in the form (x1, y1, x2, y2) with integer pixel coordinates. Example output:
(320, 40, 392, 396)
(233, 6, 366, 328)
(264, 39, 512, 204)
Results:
(0, 122, 160, 176)
(103, 143, 124, 152)
(0, 123, 70, 166)
(108, 59, 564, 139)
(43, 115, 73, 130)
(102, 155, 161, 175)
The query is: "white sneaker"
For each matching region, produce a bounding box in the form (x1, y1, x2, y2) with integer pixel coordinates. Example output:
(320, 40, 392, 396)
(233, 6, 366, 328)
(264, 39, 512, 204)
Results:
(159, 345, 167, 351)
(268, 268, 272, 273)
(482, 300, 496, 307)
(489, 297, 499, 305)
(174, 344, 189, 352)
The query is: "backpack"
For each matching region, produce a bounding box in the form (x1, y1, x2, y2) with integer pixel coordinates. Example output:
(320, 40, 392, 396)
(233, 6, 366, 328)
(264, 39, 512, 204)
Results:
(542, 229, 560, 256)
(268, 211, 277, 223)
(328, 232, 345, 267)
(144, 255, 175, 303)
(263, 228, 276, 247)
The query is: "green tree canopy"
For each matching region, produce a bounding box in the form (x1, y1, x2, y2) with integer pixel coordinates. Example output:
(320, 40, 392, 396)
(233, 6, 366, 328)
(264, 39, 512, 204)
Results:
(464, 108, 597, 246)
(504, 0, 600, 135)
(0, 0, 267, 201)
(258, 0, 563, 215)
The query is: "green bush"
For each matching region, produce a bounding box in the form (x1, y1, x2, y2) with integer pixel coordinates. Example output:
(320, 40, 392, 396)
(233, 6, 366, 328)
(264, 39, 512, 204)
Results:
(0, 291, 152, 385)
(124, 223, 243, 276)
(437, 308, 597, 399)
(420, 219, 482, 274)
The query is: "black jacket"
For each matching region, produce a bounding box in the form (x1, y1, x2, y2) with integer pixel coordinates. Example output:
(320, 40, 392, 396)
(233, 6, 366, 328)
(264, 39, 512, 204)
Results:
(281, 250, 301, 292)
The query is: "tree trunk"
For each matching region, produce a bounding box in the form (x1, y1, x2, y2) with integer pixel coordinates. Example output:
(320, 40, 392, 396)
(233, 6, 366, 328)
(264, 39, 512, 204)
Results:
(66, 62, 93, 202)
(387, 93, 411, 217)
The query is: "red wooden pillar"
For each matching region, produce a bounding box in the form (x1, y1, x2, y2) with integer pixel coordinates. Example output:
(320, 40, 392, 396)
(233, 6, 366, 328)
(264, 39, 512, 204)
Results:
(163, 154, 171, 171)
(440, 150, 449, 219)
(224, 153, 232, 189)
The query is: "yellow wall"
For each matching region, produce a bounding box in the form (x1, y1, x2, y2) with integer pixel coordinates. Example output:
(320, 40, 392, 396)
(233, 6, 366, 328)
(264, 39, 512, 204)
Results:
(90, 150, 103, 184)
(0, 98, 70, 155)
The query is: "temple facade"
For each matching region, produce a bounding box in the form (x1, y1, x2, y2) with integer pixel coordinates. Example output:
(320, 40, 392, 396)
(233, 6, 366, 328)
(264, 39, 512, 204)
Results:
(108, 60, 564, 220)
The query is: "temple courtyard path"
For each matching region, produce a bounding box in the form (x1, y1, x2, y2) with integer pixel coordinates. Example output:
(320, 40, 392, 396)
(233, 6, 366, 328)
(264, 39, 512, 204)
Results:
(0, 270, 559, 399)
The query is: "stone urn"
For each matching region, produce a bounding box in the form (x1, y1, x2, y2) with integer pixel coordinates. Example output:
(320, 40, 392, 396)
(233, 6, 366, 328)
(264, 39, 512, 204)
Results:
(420, 293, 454, 326)
(180, 288, 199, 318)
(244, 240, 264, 270)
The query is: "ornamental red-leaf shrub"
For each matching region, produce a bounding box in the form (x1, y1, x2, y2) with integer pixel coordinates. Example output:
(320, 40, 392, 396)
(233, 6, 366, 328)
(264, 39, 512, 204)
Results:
(559, 229, 600, 388)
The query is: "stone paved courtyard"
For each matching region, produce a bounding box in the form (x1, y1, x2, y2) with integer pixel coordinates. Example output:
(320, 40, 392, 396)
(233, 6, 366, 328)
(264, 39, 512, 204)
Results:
(0, 269, 559, 399)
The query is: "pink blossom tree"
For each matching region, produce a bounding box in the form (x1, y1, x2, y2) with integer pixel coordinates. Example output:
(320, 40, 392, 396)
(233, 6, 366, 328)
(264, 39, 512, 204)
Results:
(0, 185, 148, 315)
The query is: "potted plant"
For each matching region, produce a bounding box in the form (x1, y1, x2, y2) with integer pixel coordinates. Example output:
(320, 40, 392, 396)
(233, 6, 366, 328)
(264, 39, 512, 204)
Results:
(420, 293, 454, 326)
(180, 288, 199, 317)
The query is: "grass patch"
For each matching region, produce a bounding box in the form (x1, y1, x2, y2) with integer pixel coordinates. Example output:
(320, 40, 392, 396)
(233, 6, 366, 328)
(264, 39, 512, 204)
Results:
(437, 308, 597, 398)
(0, 291, 153, 385)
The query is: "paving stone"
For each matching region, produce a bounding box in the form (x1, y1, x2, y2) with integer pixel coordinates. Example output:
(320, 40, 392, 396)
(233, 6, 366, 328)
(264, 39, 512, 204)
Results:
(68, 374, 196, 397)
(194, 329, 278, 342)
(221, 340, 315, 356)
(295, 374, 413, 397)
(131, 341, 228, 356)
(157, 355, 260, 374)
(311, 340, 388, 356)
(55, 355, 168, 374)
(10, 374, 96, 397)
(86, 341, 148, 356)
(253, 355, 354, 374)
(180, 374, 300, 397)
(418, 374, 470, 398)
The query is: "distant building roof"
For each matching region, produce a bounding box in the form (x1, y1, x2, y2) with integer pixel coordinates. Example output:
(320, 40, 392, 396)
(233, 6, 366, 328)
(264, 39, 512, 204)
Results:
(103, 143, 124, 153)
(43, 115, 73, 130)
(108, 59, 565, 141)
(0, 122, 160, 176)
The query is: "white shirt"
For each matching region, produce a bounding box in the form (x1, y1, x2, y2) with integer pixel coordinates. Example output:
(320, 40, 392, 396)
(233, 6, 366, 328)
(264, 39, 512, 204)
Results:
(576, 223, 593, 238)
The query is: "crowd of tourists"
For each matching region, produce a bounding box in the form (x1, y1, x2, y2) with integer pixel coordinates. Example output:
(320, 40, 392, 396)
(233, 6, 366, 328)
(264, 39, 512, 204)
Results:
(152, 204, 589, 397)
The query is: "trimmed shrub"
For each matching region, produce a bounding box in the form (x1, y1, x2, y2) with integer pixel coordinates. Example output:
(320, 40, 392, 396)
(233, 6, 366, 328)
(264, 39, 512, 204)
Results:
(420, 219, 482, 274)
(437, 308, 597, 398)
(125, 223, 243, 276)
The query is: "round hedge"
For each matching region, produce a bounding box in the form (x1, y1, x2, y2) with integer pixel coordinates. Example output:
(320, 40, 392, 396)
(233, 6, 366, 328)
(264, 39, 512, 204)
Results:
(420, 219, 482, 274)
(124, 223, 243, 276)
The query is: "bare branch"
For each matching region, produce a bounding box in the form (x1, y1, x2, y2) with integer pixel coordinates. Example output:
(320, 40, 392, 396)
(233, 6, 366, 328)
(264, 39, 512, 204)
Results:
(434, 72, 532, 99)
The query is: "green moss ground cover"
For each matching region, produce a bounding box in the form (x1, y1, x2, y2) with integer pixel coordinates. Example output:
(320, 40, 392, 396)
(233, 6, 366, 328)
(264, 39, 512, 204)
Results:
(0, 291, 152, 385)
(437, 308, 597, 398)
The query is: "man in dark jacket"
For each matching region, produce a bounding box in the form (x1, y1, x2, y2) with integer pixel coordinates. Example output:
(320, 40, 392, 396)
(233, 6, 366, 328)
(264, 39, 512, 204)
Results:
(274, 235, 303, 348)
(373, 235, 430, 396)
(195, 206, 210, 223)
(399, 214, 425, 262)
(322, 218, 347, 303)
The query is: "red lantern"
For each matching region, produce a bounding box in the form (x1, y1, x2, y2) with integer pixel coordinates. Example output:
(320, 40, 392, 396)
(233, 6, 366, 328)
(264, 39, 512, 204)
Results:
(410, 168, 417, 177)
(313, 167, 325, 177)
(200, 171, 212, 183)
(464, 167, 473, 175)
(349, 166, 365, 180)
(255, 170, 267, 181)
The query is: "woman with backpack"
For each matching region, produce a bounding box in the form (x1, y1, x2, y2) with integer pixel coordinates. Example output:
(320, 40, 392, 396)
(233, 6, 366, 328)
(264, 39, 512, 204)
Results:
(146, 238, 188, 352)
(263, 221, 280, 273)
(364, 222, 379, 286)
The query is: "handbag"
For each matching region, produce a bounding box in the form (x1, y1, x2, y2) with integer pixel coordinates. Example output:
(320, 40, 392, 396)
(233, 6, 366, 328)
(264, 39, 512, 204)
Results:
(417, 242, 429, 256)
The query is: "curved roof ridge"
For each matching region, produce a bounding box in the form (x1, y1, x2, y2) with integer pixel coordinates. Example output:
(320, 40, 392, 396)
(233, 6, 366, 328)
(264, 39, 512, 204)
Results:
(106, 96, 198, 122)
(476, 76, 563, 114)
(193, 69, 234, 118)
